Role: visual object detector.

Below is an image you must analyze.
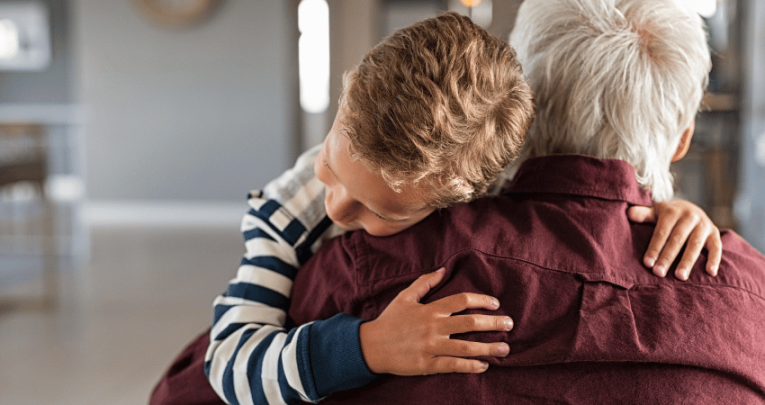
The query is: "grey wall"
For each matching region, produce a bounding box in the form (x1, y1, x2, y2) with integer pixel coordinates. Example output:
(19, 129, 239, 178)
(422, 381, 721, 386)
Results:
(73, 0, 298, 201)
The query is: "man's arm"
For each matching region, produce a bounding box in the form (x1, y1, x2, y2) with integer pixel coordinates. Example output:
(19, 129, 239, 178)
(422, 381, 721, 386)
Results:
(204, 147, 375, 404)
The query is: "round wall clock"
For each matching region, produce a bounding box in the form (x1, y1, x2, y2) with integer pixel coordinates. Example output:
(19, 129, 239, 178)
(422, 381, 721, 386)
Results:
(135, 0, 224, 28)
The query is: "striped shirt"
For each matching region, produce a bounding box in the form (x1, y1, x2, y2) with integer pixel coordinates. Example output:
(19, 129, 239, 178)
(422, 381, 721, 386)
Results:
(205, 145, 510, 404)
(205, 145, 375, 405)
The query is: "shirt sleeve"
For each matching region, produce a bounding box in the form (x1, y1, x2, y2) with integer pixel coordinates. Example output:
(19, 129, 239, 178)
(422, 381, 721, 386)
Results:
(204, 145, 376, 405)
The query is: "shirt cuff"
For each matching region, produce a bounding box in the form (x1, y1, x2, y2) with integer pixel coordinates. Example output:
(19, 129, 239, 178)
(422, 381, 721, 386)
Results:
(305, 313, 378, 398)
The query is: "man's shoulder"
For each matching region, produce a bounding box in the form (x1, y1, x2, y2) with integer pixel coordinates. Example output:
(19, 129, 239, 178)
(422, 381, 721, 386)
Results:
(717, 229, 765, 299)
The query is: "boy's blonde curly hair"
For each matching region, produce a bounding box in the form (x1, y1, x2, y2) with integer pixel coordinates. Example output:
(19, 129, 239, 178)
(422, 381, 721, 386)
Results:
(339, 12, 534, 208)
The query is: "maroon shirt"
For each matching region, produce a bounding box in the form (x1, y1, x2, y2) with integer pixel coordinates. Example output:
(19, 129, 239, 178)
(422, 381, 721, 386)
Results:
(289, 154, 765, 404)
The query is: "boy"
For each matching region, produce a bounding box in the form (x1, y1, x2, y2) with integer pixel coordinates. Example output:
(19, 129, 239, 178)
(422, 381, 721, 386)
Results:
(152, 12, 721, 405)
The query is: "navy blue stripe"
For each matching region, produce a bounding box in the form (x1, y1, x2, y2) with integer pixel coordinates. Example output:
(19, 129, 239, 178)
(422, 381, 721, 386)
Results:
(258, 200, 281, 217)
(246, 330, 281, 404)
(278, 328, 305, 404)
(281, 219, 307, 245)
(295, 216, 334, 265)
(213, 304, 234, 325)
(214, 322, 249, 342)
(243, 227, 276, 242)
(222, 329, 259, 405)
(227, 283, 290, 311)
(248, 207, 294, 245)
(241, 256, 299, 280)
(204, 359, 212, 378)
(247, 202, 307, 246)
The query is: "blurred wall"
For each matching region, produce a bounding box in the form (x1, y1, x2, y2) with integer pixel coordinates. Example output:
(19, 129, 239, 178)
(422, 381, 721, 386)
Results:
(72, 0, 298, 203)
(736, 0, 765, 252)
(0, 0, 72, 103)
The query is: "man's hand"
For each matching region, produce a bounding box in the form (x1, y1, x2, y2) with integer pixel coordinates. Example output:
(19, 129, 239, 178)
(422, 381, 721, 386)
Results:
(628, 200, 722, 280)
(358, 268, 513, 375)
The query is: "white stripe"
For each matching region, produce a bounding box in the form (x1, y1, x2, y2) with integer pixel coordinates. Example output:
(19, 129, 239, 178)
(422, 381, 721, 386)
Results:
(281, 177, 325, 220)
(248, 197, 269, 211)
(261, 145, 320, 202)
(233, 325, 282, 405)
(234, 265, 293, 298)
(211, 303, 285, 340)
(281, 323, 313, 401)
(243, 235, 298, 266)
(269, 209, 293, 232)
(206, 325, 253, 399)
(262, 332, 289, 405)
(241, 212, 270, 233)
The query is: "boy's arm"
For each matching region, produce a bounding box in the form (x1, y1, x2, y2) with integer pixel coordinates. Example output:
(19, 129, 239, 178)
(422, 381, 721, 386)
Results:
(204, 146, 374, 404)
(205, 147, 511, 404)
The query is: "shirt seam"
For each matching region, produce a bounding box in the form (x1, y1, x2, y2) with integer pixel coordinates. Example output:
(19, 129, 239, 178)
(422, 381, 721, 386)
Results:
(356, 246, 765, 302)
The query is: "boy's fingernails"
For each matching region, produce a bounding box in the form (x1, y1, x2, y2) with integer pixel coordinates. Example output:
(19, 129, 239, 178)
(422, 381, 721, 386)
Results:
(477, 361, 489, 372)
(653, 264, 666, 277)
(645, 256, 656, 267)
(676, 267, 689, 281)
(495, 343, 510, 356)
(710, 265, 719, 276)
(491, 298, 500, 309)
(436, 267, 445, 273)
(503, 317, 514, 331)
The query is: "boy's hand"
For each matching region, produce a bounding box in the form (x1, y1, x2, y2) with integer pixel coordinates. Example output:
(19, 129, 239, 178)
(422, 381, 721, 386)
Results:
(358, 268, 512, 376)
(628, 200, 722, 280)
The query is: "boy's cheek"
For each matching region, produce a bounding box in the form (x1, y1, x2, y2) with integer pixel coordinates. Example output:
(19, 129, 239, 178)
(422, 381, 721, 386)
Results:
(361, 217, 421, 237)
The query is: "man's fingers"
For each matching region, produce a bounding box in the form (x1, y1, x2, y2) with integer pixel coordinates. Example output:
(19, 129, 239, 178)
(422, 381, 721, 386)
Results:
(429, 357, 490, 374)
(430, 292, 500, 314)
(401, 268, 446, 303)
(673, 225, 709, 281)
(441, 314, 514, 335)
(705, 229, 722, 276)
(628, 205, 657, 223)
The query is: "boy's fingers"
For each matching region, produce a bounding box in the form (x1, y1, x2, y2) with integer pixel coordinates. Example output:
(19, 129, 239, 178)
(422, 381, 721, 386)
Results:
(644, 209, 682, 269)
(705, 229, 722, 276)
(402, 268, 446, 303)
(429, 357, 490, 374)
(653, 216, 697, 278)
(628, 205, 657, 223)
(431, 292, 500, 314)
(441, 315, 514, 335)
(674, 225, 709, 281)
(439, 340, 510, 359)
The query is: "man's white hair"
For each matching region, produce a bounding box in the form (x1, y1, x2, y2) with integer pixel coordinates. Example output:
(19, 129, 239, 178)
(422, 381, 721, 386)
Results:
(510, 0, 711, 201)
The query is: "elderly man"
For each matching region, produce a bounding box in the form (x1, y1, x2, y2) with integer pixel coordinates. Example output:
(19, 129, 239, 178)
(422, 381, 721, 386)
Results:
(286, 0, 765, 403)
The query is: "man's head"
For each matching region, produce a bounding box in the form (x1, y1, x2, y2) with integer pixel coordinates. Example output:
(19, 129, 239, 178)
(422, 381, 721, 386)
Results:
(510, 0, 711, 201)
(315, 12, 534, 236)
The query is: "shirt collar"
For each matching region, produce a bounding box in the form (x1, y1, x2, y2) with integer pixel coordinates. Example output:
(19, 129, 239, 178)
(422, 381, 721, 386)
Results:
(507, 154, 653, 206)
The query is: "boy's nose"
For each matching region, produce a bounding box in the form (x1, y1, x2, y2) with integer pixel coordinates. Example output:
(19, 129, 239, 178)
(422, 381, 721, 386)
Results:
(325, 189, 358, 224)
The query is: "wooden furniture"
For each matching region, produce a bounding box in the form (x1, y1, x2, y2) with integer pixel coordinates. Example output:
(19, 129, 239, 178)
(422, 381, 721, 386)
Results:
(0, 123, 58, 309)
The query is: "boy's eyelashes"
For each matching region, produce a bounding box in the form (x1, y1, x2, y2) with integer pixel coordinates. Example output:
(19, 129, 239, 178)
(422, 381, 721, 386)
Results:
(372, 211, 392, 221)
(322, 154, 408, 224)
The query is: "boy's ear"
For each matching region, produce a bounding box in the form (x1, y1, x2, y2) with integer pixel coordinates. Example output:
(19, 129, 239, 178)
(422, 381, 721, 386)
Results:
(672, 120, 695, 162)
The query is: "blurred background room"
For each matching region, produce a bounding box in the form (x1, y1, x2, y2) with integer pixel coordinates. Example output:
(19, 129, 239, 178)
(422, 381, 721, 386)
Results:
(0, 0, 763, 403)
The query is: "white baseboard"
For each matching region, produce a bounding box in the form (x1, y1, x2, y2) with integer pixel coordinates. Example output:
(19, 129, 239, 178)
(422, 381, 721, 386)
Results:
(85, 200, 246, 228)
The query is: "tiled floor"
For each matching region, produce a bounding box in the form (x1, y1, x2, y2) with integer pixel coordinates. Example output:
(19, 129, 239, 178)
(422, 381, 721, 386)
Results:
(0, 226, 243, 405)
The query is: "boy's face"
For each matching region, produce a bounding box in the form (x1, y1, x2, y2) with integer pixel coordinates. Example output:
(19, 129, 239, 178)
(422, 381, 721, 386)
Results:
(315, 112, 435, 237)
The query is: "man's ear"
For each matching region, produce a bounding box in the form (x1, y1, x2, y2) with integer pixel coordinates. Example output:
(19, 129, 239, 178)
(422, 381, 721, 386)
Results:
(671, 120, 695, 162)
